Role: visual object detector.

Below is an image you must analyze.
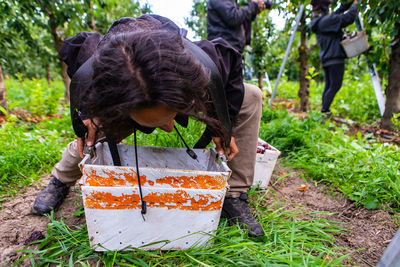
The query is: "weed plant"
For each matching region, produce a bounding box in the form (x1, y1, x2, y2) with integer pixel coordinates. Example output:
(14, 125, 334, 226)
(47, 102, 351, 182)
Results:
(5, 77, 64, 116)
(0, 109, 74, 201)
(16, 189, 351, 266)
(272, 74, 380, 123)
(124, 119, 206, 148)
(259, 108, 400, 211)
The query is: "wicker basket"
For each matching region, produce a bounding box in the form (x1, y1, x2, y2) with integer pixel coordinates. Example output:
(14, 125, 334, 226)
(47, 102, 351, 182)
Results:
(341, 30, 370, 58)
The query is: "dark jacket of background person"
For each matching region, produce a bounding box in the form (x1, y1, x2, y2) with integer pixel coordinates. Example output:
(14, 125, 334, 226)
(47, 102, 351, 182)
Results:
(59, 15, 244, 141)
(310, 3, 358, 67)
(207, 0, 260, 54)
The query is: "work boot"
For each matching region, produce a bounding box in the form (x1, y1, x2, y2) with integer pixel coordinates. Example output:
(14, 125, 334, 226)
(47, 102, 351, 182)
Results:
(320, 110, 332, 123)
(31, 176, 69, 215)
(221, 193, 265, 237)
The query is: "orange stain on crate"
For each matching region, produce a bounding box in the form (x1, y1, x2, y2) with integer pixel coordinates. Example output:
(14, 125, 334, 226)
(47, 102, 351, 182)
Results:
(156, 175, 225, 190)
(84, 190, 223, 211)
(85, 167, 149, 187)
(84, 167, 225, 189)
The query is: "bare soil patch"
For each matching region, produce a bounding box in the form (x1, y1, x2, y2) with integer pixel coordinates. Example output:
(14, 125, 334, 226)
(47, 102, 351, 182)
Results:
(0, 163, 398, 266)
(0, 175, 84, 264)
(266, 163, 399, 266)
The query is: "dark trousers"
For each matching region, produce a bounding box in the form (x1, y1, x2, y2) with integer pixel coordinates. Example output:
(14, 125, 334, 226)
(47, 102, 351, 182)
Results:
(322, 63, 345, 112)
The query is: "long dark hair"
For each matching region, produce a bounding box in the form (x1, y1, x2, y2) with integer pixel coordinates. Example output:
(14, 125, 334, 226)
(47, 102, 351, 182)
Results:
(82, 29, 227, 141)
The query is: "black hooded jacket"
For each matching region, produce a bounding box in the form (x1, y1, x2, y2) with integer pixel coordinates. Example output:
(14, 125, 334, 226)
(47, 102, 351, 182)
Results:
(207, 0, 259, 53)
(310, 3, 358, 67)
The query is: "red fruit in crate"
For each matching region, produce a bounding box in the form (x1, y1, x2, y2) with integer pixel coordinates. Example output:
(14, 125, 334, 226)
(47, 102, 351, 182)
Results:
(263, 143, 272, 150)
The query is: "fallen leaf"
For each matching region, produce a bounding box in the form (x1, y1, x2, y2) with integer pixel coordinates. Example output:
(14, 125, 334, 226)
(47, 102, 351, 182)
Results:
(298, 184, 308, 192)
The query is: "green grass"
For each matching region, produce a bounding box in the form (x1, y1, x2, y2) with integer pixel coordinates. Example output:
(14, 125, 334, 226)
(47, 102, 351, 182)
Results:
(5, 77, 65, 116)
(0, 78, 74, 201)
(0, 111, 75, 201)
(0, 76, 395, 264)
(126, 119, 207, 148)
(14, 188, 352, 266)
(271, 74, 381, 123)
(259, 108, 400, 211)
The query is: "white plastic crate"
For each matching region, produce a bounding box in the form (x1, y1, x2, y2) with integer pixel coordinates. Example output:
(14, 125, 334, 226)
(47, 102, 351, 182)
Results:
(252, 138, 281, 189)
(79, 142, 231, 251)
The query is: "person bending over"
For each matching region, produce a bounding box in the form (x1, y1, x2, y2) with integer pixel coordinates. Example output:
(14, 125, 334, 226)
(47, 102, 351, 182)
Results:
(31, 14, 265, 237)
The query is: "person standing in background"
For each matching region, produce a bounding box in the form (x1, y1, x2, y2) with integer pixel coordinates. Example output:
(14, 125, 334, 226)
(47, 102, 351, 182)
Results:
(310, 0, 358, 116)
(207, 0, 266, 54)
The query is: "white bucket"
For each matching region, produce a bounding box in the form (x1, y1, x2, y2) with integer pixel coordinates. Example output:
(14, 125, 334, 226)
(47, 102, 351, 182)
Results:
(341, 30, 370, 58)
(252, 138, 281, 189)
(79, 142, 231, 251)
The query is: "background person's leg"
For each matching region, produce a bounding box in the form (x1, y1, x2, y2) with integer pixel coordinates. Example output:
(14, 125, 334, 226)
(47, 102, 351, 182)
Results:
(322, 64, 345, 112)
(227, 83, 263, 197)
(322, 66, 332, 112)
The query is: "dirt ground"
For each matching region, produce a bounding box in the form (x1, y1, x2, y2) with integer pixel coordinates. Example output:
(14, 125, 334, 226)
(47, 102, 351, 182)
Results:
(0, 163, 398, 266)
(0, 175, 84, 265)
(266, 164, 399, 266)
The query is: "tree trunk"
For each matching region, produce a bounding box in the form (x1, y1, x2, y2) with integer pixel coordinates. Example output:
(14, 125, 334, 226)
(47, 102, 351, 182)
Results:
(46, 62, 51, 83)
(0, 64, 7, 115)
(50, 19, 70, 103)
(381, 24, 400, 130)
(89, 0, 96, 31)
(258, 72, 264, 90)
(61, 61, 70, 101)
(297, 12, 310, 112)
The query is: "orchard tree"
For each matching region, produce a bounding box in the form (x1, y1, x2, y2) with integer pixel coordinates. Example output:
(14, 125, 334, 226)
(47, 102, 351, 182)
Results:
(362, 0, 400, 129)
(276, 0, 313, 111)
(0, 0, 36, 114)
(17, 0, 86, 101)
(297, 2, 312, 111)
(0, 64, 5, 115)
(5, 0, 150, 102)
(88, 0, 151, 34)
(250, 14, 274, 89)
(185, 0, 207, 40)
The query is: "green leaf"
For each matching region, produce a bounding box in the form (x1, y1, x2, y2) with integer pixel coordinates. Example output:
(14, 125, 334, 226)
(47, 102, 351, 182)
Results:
(364, 199, 379, 210)
(0, 105, 7, 115)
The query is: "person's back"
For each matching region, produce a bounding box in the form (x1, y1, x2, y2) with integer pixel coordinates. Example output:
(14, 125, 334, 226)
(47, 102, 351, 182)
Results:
(310, 1, 358, 67)
(309, 0, 358, 114)
(206, 0, 263, 54)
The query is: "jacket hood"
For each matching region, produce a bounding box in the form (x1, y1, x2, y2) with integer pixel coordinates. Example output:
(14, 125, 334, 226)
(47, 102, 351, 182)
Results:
(311, 0, 332, 12)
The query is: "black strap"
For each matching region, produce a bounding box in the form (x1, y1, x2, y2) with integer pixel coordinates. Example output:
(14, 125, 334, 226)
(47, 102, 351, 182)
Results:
(174, 125, 198, 160)
(106, 133, 147, 217)
(106, 136, 121, 166)
(193, 131, 212, 149)
(134, 129, 147, 217)
(182, 38, 232, 147)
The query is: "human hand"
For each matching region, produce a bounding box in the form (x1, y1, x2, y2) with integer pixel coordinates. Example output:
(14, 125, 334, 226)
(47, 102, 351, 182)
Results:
(77, 118, 100, 158)
(212, 136, 239, 161)
(252, 0, 266, 12)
